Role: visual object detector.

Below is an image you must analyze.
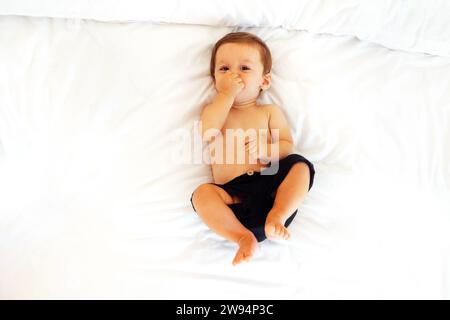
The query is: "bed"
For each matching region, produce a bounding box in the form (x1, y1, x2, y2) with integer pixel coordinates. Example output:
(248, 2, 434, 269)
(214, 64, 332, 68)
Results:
(0, 0, 449, 299)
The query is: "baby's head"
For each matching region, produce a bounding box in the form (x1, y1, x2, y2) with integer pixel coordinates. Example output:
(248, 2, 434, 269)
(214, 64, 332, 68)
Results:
(210, 32, 272, 104)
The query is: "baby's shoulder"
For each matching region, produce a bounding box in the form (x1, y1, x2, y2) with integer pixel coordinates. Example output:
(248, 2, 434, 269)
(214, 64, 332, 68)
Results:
(258, 103, 280, 109)
(258, 103, 282, 116)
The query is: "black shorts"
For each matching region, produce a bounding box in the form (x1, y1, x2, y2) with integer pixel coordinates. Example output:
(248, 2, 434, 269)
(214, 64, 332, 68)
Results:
(190, 153, 315, 242)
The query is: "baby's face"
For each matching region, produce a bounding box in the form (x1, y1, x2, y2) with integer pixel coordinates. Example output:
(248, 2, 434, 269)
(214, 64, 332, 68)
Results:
(214, 43, 270, 104)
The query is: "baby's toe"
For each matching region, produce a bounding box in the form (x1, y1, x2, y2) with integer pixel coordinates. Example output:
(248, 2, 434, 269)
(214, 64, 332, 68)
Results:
(276, 225, 284, 236)
(265, 223, 275, 235)
(283, 228, 290, 240)
(232, 250, 244, 266)
(266, 223, 290, 240)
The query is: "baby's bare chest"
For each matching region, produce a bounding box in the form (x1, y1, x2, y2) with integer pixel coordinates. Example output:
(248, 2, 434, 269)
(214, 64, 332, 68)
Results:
(221, 109, 270, 136)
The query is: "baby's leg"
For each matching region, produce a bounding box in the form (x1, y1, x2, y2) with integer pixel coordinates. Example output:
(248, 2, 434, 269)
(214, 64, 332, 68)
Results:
(192, 184, 258, 265)
(265, 162, 310, 240)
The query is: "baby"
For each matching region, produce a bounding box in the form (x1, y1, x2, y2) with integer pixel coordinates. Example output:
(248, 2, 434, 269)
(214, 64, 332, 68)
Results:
(190, 32, 315, 265)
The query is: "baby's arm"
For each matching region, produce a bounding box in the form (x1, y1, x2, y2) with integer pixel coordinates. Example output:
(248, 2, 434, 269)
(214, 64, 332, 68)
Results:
(200, 93, 234, 143)
(265, 105, 294, 161)
(200, 73, 244, 143)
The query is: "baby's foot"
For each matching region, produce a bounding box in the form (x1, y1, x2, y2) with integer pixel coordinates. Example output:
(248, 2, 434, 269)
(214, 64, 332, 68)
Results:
(265, 212, 290, 240)
(232, 233, 259, 266)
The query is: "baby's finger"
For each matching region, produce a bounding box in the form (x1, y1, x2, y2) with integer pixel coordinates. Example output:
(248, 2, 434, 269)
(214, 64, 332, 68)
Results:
(249, 150, 258, 162)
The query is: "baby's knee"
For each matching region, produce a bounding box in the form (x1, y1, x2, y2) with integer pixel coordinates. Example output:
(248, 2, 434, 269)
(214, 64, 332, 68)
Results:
(192, 183, 215, 204)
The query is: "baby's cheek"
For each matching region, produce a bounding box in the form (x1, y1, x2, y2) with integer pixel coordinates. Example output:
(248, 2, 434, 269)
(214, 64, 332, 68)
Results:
(215, 75, 224, 84)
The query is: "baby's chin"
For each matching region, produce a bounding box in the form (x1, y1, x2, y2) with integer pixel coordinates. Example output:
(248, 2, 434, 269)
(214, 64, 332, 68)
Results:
(234, 93, 259, 105)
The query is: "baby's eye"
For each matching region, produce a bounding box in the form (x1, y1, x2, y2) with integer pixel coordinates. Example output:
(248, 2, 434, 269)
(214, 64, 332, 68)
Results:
(241, 66, 251, 71)
(219, 66, 229, 71)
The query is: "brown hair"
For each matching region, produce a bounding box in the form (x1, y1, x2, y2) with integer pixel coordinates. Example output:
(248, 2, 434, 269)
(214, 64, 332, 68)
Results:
(210, 32, 272, 80)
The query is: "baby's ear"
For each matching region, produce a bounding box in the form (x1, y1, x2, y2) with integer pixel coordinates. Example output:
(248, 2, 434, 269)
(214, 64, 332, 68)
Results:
(260, 73, 272, 91)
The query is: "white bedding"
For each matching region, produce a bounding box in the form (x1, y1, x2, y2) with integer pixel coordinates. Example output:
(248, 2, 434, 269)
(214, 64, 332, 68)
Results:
(0, 2, 449, 299)
(2, 0, 450, 56)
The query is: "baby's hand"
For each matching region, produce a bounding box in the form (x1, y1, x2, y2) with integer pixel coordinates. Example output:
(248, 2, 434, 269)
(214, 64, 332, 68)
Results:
(245, 136, 259, 164)
(245, 135, 272, 164)
(216, 72, 245, 98)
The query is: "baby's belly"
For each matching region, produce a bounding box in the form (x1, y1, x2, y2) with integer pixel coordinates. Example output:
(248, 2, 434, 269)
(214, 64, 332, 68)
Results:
(211, 162, 270, 185)
(207, 129, 272, 184)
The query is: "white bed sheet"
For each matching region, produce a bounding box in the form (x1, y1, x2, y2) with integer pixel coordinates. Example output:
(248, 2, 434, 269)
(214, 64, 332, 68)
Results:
(0, 15, 449, 299)
(2, 0, 450, 57)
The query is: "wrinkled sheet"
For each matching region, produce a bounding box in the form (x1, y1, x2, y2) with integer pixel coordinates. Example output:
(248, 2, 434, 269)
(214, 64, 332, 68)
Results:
(0, 14, 449, 299)
(1, 0, 450, 56)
